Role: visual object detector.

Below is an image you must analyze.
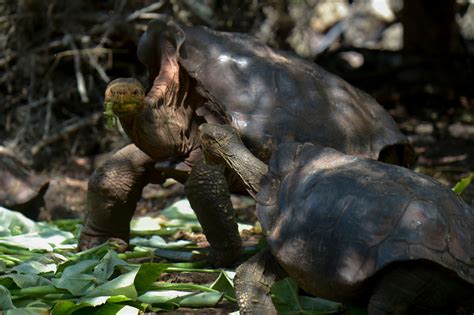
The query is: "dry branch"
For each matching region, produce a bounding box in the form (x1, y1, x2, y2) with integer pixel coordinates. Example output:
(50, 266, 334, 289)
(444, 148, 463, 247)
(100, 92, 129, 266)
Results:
(67, 35, 89, 103)
(31, 112, 102, 156)
(126, 0, 167, 22)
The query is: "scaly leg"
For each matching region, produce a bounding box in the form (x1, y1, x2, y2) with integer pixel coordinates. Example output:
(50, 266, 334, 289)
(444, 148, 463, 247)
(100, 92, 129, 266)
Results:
(184, 160, 242, 266)
(234, 248, 284, 314)
(78, 144, 164, 251)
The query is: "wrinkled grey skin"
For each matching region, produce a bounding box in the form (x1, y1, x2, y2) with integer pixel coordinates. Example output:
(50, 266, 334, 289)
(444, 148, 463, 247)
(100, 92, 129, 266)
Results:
(79, 18, 414, 266)
(197, 123, 474, 314)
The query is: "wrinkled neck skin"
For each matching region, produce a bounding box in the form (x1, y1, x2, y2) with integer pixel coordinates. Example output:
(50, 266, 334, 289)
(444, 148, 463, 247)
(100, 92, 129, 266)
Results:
(119, 40, 202, 168)
(207, 141, 268, 197)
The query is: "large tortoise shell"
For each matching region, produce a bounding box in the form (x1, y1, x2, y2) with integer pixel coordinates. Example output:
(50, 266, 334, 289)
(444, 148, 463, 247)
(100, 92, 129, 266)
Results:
(138, 19, 414, 165)
(257, 142, 474, 302)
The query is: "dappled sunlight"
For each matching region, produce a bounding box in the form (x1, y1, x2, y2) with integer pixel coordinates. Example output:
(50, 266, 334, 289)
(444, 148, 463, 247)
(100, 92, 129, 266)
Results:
(337, 247, 371, 284)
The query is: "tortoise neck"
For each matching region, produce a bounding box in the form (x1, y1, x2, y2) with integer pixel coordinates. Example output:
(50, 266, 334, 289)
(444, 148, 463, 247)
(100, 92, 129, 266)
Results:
(218, 143, 268, 197)
(119, 37, 200, 161)
(145, 39, 180, 108)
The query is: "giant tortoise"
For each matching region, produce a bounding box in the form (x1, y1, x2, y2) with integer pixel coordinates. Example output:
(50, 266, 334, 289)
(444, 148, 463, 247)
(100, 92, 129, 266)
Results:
(196, 123, 474, 314)
(79, 18, 414, 265)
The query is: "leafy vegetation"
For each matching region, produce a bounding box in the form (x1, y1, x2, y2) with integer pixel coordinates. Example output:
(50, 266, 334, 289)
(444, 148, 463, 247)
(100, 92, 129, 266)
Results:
(0, 201, 237, 314)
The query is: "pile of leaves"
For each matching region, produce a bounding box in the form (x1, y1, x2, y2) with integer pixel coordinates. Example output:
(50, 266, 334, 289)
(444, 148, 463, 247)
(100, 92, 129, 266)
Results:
(0, 200, 235, 314)
(0, 199, 346, 315)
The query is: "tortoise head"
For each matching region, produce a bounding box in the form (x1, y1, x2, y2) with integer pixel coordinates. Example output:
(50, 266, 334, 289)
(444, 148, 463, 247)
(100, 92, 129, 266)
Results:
(199, 123, 268, 196)
(104, 78, 146, 127)
(198, 123, 243, 158)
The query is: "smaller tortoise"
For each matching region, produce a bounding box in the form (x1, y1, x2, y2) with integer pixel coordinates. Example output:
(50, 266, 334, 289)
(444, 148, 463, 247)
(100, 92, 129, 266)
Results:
(198, 123, 474, 314)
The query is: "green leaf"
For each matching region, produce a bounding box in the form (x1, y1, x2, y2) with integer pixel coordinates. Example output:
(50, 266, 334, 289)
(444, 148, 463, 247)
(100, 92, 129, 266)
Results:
(137, 290, 191, 304)
(271, 277, 301, 311)
(52, 259, 99, 295)
(0, 234, 50, 251)
(271, 278, 344, 314)
(0, 285, 15, 310)
(51, 219, 82, 231)
(0, 229, 73, 251)
(12, 260, 57, 275)
(88, 304, 140, 315)
(76, 295, 133, 308)
(452, 173, 473, 195)
(52, 300, 140, 315)
(51, 300, 84, 315)
(134, 263, 168, 295)
(93, 250, 128, 284)
(5, 307, 50, 315)
(298, 296, 343, 313)
(210, 271, 236, 300)
(177, 292, 223, 307)
(138, 290, 223, 309)
(9, 299, 51, 309)
(0, 274, 51, 289)
(85, 267, 139, 299)
(160, 199, 198, 221)
(130, 217, 163, 235)
(36, 229, 75, 247)
(130, 235, 193, 249)
(0, 206, 40, 237)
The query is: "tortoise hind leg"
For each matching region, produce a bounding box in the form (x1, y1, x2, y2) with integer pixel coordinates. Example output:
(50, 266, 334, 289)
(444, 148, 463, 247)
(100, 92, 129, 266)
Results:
(234, 248, 286, 314)
(368, 261, 472, 315)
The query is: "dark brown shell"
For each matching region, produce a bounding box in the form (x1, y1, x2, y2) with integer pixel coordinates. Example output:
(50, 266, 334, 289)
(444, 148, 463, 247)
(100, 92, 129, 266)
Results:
(138, 20, 414, 165)
(256, 142, 474, 302)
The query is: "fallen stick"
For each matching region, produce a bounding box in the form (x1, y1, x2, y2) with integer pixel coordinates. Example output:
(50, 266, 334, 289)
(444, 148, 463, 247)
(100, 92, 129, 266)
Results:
(31, 112, 102, 156)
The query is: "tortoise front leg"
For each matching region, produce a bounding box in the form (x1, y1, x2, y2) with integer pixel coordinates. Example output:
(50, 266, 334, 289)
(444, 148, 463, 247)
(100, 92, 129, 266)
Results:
(78, 144, 164, 251)
(234, 248, 285, 314)
(184, 160, 242, 266)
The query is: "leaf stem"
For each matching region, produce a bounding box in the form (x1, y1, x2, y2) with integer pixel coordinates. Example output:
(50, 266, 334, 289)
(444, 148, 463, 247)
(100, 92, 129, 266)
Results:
(10, 286, 69, 296)
(151, 282, 236, 302)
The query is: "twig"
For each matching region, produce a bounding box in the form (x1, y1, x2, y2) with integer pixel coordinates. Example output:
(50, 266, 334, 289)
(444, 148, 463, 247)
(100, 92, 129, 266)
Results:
(46, 47, 117, 79)
(85, 49, 110, 82)
(42, 84, 54, 140)
(126, 0, 167, 22)
(135, 13, 165, 20)
(16, 97, 49, 110)
(65, 35, 89, 103)
(98, 0, 128, 47)
(0, 146, 31, 167)
(183, 0, 217, 27)
(31, 112, 102, 156)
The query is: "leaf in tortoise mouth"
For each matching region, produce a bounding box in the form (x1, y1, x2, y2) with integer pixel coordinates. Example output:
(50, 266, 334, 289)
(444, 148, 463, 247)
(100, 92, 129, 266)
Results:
(103, 102, 118, 129)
